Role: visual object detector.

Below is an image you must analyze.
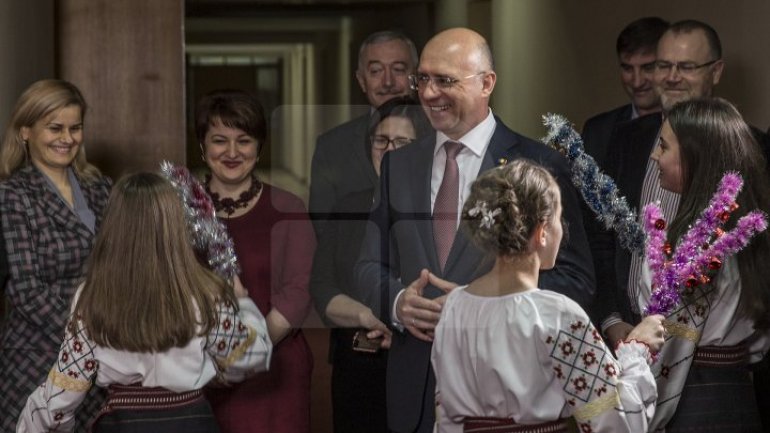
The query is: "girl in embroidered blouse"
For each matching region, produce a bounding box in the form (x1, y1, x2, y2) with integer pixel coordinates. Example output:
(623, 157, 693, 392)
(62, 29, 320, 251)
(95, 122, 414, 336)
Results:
(16, 173, 272, 432)
(431, 160, 665, 433)
(641, 97, 770, 432)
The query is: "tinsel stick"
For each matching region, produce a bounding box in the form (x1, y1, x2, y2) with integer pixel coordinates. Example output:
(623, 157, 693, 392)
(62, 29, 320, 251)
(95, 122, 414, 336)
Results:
(542, 113, 645, 253)
(160, 161, 240, 280)
(643, 204, 668, 294)
(671, 173, 743, 275)
(642, 173, 768, 316)
(539, 114, 767, 317)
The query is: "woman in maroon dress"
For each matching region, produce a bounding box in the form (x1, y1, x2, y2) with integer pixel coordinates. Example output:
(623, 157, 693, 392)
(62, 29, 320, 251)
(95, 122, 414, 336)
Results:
(195, 89, 315, 433)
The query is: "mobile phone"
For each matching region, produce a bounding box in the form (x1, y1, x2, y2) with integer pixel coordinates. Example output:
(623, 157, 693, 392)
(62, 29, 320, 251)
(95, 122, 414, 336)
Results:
(352, 330, 383, 353)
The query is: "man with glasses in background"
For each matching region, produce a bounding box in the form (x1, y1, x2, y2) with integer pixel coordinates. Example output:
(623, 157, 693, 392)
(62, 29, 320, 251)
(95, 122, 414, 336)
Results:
(310, 30, 418, 238)
(355, 27, 594, 433)
(592, 21, 770, 429)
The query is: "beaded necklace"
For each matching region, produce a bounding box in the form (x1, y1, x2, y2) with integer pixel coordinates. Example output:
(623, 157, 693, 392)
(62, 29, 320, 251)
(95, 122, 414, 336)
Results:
(204, 173, 262, 216)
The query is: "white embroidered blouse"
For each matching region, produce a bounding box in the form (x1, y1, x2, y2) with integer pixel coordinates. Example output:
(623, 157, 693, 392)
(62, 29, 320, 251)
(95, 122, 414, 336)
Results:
(16, 289, 272, 432)
(636, 256, 770, 432)
(432, 287, 656, 433)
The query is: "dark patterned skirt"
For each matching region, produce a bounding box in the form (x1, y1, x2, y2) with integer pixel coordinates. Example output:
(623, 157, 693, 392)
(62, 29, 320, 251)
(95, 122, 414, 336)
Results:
(665, 346, 762, 433)
(91, 385, 219, 433)
(462, 417, 569, 433)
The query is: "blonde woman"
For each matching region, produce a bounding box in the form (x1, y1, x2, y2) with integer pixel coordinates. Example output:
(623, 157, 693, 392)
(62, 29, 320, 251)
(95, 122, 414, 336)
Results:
(0, 79, 111, 430)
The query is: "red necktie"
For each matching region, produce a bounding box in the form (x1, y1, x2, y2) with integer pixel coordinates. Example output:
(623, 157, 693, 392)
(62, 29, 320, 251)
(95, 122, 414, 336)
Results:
(433, 141, 463, 270)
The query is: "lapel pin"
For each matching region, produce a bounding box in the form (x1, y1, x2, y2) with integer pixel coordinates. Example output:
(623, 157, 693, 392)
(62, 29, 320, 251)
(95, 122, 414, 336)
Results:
(497, 157, 508, 166)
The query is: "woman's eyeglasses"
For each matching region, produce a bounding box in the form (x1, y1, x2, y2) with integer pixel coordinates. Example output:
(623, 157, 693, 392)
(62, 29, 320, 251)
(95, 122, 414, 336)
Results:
(371, 135, 414, 150)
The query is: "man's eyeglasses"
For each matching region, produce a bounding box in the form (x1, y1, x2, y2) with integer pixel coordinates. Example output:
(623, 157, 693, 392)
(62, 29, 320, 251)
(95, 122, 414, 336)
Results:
(408, 72, 486, 91)
(654, 59, 720, 75)
(371, 135, 413, 150)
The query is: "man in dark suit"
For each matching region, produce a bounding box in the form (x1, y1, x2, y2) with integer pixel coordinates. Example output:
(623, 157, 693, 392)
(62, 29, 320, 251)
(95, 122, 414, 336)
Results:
(309, 30, 418, 237)
(581, 16, 668, 168)
(355, 27, 595, 433)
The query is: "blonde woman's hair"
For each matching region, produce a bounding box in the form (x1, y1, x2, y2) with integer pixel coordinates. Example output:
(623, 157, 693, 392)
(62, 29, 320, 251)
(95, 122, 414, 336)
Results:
(461, 159, 559, 257)
(72, 172, 237, 351)
(0, 79, 101, 181)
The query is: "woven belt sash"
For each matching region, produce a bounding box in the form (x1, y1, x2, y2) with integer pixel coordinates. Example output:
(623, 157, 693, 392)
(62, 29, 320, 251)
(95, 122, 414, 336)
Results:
(693, 344, 749, 367)
(463, 417, 569, 433)
(105, 384, 204, 411)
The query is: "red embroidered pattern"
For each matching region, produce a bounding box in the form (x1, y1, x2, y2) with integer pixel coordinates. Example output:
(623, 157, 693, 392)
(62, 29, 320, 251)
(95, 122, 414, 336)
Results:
(560, 341, 575, 357)
(572, 376, 588, 392)
(546, 318, 619, 405)
(602, 363, 617, 378)
(205, 301, 257, 369)
(55, 318, 98, 386)
(581, 350, 597, 367)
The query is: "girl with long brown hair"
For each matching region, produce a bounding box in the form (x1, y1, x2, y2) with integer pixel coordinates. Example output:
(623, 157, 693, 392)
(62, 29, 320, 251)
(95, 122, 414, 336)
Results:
(17, 173, 272, 432)
(644, 97, 770, 432)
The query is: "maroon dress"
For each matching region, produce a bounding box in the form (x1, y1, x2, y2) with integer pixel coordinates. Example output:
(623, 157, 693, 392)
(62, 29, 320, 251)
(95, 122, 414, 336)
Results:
(206, 184, 315, 433)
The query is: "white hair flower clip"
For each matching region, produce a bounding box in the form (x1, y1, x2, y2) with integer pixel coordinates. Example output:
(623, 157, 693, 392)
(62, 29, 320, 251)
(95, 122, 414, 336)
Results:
(468, 200, 502, 230)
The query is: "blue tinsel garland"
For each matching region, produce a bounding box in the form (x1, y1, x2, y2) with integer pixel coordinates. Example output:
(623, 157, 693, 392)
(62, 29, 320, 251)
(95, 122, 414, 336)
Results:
(541, 113, 645, 253)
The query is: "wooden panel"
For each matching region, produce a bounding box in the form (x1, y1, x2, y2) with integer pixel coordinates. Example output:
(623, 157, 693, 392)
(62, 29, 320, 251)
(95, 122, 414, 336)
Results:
(56, 0, 185, 179)
(0, 1, 55, 130)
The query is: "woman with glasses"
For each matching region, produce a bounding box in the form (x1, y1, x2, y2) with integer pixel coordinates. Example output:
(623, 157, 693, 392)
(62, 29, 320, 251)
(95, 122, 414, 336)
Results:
(310, 95, 430, 433)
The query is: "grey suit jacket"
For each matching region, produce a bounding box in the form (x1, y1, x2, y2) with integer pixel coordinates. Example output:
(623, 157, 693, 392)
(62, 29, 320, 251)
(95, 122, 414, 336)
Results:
(309, 113, 379, 237)
(355, 118, 596, 433)
(0, 164, 111, 352)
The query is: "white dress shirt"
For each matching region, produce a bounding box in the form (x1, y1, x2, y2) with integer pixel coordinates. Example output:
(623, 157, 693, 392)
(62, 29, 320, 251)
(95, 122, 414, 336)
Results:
(393, 110, 497, 325)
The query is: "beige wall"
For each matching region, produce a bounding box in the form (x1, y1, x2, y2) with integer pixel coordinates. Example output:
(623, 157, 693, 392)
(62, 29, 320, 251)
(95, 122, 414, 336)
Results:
(476, 0, 770, 138)
(0, 0, 55, 132)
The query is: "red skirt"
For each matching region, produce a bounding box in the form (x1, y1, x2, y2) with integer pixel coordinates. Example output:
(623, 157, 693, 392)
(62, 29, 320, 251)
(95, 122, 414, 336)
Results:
(206, 330, 313, 433)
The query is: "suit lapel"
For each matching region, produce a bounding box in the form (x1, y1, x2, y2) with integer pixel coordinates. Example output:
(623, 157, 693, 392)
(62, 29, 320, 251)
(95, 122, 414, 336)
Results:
(621, 114, 663, 209)
(25, 166, 98, 241)
(81, 178, 109, 229)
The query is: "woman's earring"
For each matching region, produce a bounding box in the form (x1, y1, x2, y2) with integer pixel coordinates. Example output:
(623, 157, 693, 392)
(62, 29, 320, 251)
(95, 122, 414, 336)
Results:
(199, 143, 206, 163)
